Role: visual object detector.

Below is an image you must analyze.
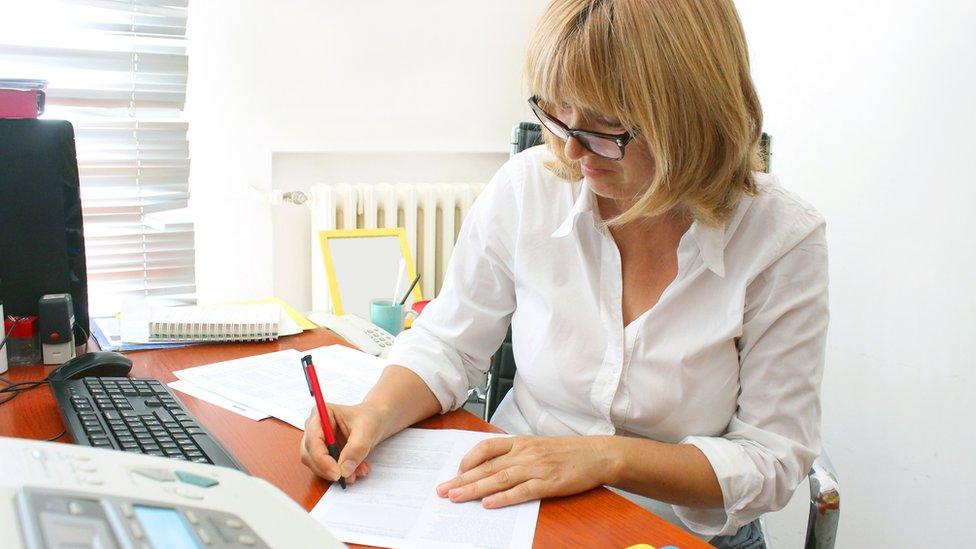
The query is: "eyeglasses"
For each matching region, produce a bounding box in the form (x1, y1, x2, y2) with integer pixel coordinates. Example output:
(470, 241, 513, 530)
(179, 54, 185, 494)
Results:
(528, 96, 635, 161)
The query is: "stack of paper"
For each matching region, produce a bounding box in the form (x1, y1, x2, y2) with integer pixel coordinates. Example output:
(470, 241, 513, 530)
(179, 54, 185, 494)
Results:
(311, 428, 540, 549)
(171, 344, 387, 428)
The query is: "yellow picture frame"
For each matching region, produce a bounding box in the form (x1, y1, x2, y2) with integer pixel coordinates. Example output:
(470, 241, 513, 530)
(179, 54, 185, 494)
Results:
(318, 228, 423, 317)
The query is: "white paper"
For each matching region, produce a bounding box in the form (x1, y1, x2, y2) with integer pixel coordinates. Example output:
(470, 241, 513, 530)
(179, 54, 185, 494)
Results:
(173, 345, 387, 429)
(277, 307, 303, 336)
(167, 379, 269, 421)
(119, 302, 153, 343)
(310, 429, 539, 549)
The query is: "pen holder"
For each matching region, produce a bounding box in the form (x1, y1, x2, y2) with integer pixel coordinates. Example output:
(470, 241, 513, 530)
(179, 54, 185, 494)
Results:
(370, 299, 407, 336)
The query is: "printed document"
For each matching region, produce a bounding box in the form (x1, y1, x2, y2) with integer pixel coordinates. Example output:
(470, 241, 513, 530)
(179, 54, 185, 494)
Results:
(310, 428, 539, 549)
(168, 379, 269, 421)
(173, 344, 386, 429)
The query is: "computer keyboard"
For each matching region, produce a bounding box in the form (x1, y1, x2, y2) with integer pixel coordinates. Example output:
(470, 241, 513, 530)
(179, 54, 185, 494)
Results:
(51, 377, 245, 471)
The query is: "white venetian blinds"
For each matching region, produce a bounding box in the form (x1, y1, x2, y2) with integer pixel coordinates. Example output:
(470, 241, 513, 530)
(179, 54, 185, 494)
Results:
(0, 0, 194, 317)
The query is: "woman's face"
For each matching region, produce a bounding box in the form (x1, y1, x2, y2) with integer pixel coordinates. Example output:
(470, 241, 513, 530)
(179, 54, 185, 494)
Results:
(553, 102, 655, 212)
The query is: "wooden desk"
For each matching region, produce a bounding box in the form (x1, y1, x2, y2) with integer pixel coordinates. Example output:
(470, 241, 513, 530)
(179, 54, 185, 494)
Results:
(0, 329, 708, 548)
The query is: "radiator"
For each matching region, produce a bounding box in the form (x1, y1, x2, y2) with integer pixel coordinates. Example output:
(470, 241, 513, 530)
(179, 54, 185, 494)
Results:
(308, 182, 485, 313)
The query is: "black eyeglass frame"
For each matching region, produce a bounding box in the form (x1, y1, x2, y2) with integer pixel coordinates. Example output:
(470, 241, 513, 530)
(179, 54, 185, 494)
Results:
(528, 96, 636, 161)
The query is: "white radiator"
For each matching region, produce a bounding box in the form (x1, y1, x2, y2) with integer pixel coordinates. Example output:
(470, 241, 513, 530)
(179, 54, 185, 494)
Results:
(308, 182, 485, 313)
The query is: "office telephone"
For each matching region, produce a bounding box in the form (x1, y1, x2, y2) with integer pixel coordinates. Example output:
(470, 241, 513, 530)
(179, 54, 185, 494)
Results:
(307, 312, 394, 357)
(0, 436, 345, 548)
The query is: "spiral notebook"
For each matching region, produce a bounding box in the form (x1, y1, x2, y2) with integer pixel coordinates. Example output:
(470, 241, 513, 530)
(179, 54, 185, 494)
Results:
(148, 304, 281, 342)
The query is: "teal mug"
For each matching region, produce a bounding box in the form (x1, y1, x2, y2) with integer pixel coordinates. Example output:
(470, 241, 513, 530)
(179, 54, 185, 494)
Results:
(370, 299, 407, 336)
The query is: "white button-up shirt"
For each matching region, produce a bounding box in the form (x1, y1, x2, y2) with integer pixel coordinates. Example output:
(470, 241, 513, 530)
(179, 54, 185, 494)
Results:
(388, 146, 828, 537)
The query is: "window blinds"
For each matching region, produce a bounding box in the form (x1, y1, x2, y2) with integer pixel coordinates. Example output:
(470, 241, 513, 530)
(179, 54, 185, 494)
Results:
(0, 0, 194, 317)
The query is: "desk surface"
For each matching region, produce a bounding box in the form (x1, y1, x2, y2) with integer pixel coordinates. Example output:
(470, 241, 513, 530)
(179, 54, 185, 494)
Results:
(0, 329, 708, 549)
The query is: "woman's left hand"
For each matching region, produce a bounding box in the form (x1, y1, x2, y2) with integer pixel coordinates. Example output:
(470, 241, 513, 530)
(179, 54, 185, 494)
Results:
(435, 435, 618, 509)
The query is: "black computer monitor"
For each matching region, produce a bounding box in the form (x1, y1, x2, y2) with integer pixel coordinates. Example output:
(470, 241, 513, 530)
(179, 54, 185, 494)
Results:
(0, 119, 90, 336)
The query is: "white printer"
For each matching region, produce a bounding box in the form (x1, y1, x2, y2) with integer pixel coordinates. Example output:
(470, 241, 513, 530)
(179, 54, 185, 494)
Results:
(0, 436, 345, 548)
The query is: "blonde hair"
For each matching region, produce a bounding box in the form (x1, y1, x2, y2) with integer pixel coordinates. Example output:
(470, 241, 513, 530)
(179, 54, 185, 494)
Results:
(525, 0, 762, 227)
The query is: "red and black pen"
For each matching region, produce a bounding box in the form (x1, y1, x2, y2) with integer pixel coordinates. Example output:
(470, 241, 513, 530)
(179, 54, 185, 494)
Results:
(302, 354, 346, 489)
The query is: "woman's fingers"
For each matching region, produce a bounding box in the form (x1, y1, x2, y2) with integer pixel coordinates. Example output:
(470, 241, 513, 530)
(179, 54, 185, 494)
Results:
(482, 479, 547, 509)
(445, 465, 532, 503)
(300, 412, 341, 481)
(438, 454, 509, 496)
(457, 437, 515, 474)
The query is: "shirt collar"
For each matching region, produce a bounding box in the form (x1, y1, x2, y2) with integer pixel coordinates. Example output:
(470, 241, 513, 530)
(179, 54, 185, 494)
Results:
(551, 179, 597, 238)
(689, 192, 754, 278)
(551, 179, 754, 278)
(690, 221, 727, 278)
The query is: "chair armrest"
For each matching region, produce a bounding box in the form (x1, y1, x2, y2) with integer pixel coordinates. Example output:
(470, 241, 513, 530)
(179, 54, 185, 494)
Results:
(805, 451, 840, 549)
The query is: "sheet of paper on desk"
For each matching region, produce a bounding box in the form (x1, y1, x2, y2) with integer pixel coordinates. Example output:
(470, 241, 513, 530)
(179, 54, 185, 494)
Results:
(168, 379, 269, 421)
(310, 428, 539, 549)
(172, 345, 387, 429)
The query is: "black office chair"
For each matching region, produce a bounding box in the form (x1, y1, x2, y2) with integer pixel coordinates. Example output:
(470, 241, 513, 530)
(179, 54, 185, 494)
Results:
(484, 123, 839, 549)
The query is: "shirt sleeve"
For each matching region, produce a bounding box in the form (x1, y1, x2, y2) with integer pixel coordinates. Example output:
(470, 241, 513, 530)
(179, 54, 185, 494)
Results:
(386, 160, 520, 413)
(673, 222, 829, 536)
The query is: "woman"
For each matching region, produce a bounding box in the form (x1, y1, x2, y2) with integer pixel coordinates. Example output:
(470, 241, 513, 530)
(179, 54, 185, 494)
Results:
(302, 0, 828, 546)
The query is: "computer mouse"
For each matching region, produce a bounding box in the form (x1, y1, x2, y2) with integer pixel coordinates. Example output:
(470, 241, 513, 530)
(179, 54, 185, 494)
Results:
(47, 351, 133, 382)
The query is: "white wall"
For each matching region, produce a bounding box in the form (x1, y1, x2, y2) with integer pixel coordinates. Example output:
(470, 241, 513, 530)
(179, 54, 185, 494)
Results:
(188, 1, 976, 547)
(186, 0, 549, 303)
(737, 2, 976, 547)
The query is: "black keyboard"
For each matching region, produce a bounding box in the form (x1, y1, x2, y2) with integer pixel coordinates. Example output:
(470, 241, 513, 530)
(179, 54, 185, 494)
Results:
(51, 377, 245, 471)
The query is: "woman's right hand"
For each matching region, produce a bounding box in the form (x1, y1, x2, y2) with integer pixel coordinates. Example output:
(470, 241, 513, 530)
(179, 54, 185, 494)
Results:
(300, 401, 388, 484)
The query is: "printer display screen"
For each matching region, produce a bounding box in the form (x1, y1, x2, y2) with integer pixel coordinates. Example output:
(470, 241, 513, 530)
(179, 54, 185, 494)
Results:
(133, 505, 200, 549)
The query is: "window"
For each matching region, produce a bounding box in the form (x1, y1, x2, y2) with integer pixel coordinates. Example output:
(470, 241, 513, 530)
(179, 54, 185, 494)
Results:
(0, 0, 194, 316)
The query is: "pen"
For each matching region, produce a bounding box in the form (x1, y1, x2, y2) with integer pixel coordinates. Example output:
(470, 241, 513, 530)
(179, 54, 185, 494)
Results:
(301, 354, 346, 489)
(397, 273, 421, 306)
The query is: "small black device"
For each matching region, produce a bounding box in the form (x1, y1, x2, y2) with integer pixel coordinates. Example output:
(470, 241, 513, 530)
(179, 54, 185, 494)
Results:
(50, 377, 245, 471)
(39, 293, 75, 365)
(47, 351, 132, 382)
